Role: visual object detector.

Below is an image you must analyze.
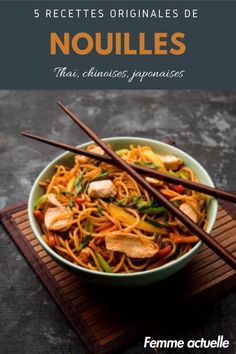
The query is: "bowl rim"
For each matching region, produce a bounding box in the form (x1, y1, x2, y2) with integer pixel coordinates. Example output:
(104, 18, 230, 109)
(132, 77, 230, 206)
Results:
(28, 136, 218, 278)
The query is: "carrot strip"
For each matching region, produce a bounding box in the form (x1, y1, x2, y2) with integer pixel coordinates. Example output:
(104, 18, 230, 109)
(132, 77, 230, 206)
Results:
(158, 245, 172, 258)
(170, 233, 199, 244)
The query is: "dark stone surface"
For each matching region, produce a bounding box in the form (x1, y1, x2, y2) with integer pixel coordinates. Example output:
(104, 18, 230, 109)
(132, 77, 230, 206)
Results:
(0, 90, 235, 353)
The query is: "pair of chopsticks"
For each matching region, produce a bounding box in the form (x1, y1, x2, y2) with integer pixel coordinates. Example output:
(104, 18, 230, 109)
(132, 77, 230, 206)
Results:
(22, 102, 236, 270)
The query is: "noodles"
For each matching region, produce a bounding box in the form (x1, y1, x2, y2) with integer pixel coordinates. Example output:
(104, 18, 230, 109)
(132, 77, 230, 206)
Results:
(34, 144, 208, 273)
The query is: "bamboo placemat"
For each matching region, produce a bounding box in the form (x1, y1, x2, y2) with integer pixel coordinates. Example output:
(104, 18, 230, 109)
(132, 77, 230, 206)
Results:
(1, 202, 236, 354)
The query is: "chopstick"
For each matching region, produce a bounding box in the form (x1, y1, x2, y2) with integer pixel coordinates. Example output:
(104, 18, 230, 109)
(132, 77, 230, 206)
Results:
(57, 101, 236, 270)
(21, 131, 236, 204)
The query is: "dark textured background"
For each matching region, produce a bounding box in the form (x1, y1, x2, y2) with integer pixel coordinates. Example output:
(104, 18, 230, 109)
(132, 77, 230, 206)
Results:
(0, 90, 235, 353)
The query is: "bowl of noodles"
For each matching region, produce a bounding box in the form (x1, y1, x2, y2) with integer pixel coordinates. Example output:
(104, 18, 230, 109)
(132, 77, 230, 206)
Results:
(28, 137, 217, 286)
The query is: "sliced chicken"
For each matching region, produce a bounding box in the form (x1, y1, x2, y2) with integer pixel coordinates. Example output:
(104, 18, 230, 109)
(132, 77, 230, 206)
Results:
(179, 202, 198, 223)
(88, 180, 116, 199)
(105, 234, 159, 258)
(44, 207, 72, 230)
(47, 193, 63, 208)
(88, 145, 105, 156)
(75, 145, 105, 164)
(145, 176, 163, 186)
(159, 154, 183, 170)
(75, 154, 89, 164)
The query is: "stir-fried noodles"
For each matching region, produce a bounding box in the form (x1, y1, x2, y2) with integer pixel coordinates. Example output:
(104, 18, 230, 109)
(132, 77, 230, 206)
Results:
(33, 144, 208, 273)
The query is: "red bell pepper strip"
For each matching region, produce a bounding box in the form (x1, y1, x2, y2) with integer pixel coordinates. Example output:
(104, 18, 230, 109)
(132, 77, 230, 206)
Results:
(33, 210, 44, 225)
(173, 184, 185, 194)
(48, 233, 56, 247)
(158, 245, 172, 258)
(74, 197, 86, 204)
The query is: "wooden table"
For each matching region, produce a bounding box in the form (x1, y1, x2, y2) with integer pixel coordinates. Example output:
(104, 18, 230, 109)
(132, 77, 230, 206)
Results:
(0, 90, 235, 354)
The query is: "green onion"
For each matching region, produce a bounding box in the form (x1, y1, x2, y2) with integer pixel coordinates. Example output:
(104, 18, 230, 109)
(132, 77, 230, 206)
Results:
(129, 195, 141, 205)
(78, 220, 93, 251)
(134, 161, 159, 168)
(75, 172, 85, 194)
(84, 182, 90, 194)
(146, 218, 167, 228)
(85, 218, 93, 233)
(135, 199, 153, 211)
(141, 206, 166, 215)
(34, 194, 48, 209)
(95, 252, 113, 273)
(116, 198, 127, 206)
(68, 200, 75, 209)
(78, 235, 92, 251)
(94, 169, 109, 181)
